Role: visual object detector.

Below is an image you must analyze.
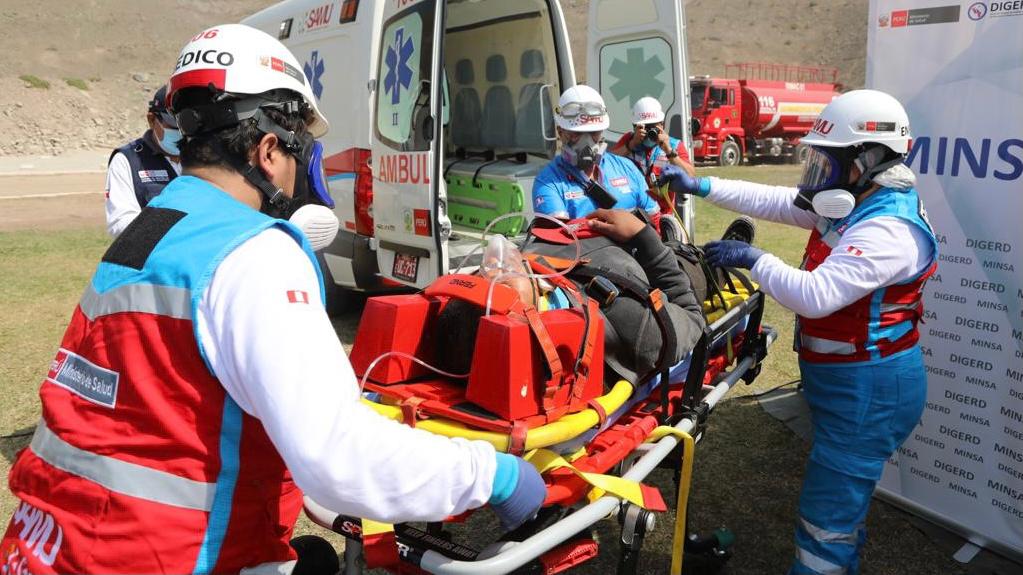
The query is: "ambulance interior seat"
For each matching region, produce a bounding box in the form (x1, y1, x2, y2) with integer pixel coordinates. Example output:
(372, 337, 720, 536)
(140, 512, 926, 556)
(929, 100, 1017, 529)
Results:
(515, 49, 555, 157)
(480, 54, 515, 149)
(451, 59, 482, 150)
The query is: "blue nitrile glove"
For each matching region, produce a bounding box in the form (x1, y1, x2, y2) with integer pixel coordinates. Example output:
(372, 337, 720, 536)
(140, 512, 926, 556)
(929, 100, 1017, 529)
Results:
(704, 239, 766, 269)
(655, 165, 711, 197)
(490, 452, 545, 532)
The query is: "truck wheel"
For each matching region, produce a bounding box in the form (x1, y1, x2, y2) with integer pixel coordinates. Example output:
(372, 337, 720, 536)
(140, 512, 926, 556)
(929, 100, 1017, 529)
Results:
(791, 144, 811, 164)
(718, 140, 741, 167)
(316, 252, 355, 317)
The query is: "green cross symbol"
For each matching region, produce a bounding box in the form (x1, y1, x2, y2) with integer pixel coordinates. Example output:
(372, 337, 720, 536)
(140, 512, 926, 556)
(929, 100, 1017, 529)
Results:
(607, 47, 666, 106)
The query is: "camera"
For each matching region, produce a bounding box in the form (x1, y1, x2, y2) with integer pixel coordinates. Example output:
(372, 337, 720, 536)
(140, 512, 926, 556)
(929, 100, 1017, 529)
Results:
(644, 125, 660, 139)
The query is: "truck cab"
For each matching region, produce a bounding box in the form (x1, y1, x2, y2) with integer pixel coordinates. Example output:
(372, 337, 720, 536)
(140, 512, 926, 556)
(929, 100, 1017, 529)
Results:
(690, 64, 839, 166)
(244, 0, 692, 310)
(689, 76, 745, 166)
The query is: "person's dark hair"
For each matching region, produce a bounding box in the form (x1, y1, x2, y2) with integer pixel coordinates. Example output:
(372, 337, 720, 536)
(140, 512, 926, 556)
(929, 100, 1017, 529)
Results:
(432, 298, 485, 377)
(174, 88, 309, 170)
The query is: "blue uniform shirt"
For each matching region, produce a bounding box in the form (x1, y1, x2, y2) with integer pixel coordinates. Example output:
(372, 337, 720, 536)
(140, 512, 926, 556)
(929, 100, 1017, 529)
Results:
(532, 153, 658, 219)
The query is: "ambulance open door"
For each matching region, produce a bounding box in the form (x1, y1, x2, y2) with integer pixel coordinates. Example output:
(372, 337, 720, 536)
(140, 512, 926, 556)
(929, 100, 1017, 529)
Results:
(371, 0, 448, 288)
(587, 0, 695, 236)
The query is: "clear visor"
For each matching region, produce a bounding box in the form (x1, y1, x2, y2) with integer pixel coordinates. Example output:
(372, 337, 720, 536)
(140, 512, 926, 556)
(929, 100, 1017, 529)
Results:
(558, 101, 607, 119)
(798, 147, 841, 192)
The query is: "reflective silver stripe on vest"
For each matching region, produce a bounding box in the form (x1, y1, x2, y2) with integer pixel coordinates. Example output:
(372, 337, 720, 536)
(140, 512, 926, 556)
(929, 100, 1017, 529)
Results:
(820, 230, 841, 248)
(800, 334, 858, 355)
(814, 218, 841, 248)
(79, 283, 191, 321)
(880, 301, 919, 314)
(795, 548, 847, 575)
(800, 517, 859, 545)
(815, 218, 829, 234)
(30, 422, 215, 512)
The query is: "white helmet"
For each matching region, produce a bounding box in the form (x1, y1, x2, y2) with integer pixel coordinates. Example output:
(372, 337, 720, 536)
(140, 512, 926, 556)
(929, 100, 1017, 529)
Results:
(555, 85, 609, 132)
(168, 24, 328, 137)
(801, 89, 910, 154)
(631, 96, 665, 125)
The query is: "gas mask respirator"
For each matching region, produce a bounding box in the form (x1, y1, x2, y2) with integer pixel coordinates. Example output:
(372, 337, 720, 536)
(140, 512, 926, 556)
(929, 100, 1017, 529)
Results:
(562, 136, 607, 173)
(279, 132, 339, 251)
(794, 145, 901, 219)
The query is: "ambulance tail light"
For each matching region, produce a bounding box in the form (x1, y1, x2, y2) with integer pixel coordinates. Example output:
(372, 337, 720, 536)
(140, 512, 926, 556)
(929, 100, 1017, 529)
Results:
(353, 148, 374, 237)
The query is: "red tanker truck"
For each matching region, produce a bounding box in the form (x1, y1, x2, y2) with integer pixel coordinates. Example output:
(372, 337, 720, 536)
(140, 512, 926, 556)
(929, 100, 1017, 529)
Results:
(690, 65, 840, 166)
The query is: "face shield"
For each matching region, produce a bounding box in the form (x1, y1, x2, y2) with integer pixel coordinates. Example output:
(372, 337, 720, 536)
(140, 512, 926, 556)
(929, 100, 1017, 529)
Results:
(797, 147, 843, 193)
(794, 146, 857, 217)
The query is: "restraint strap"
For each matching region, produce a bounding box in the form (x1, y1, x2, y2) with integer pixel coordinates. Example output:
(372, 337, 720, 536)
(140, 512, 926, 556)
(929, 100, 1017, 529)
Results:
(399, 397, 427, 428)
(525, 449, 666, 512)
(525, 255, 599, 407)
(569, 266, 678, 382)
(425, 274, 565, 411)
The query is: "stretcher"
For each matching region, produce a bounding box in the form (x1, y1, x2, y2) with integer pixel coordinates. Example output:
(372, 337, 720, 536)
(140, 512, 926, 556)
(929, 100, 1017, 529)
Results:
(305, 269, 776, 575)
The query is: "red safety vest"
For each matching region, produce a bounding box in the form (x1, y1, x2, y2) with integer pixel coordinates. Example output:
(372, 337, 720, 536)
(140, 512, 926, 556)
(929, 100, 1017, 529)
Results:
(796, 189, 937, 364)
(2, 181, 309, 574)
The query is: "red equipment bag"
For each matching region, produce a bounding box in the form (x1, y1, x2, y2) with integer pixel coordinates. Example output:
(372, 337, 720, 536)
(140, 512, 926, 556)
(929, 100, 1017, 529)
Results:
(349, 273, 604, 429)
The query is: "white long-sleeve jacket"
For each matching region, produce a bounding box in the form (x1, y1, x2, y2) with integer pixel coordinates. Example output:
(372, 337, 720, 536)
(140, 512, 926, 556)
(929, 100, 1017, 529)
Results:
(105, 152, 181, 237)
(195, 228, 496, 522)
(704, 176, 934, 319)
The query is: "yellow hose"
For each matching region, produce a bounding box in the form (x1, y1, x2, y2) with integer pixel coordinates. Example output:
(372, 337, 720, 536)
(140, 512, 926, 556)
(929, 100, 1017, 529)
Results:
(361, 380, 635, 451)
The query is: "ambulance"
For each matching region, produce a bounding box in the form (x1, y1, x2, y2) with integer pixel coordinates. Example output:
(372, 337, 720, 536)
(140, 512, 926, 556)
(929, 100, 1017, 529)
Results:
(243, 0, 693, 312)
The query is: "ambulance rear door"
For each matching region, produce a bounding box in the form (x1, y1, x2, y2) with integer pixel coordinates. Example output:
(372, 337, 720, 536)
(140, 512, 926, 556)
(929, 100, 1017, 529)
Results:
(372, 0, 447, 288)
(586, 0, 695, 235)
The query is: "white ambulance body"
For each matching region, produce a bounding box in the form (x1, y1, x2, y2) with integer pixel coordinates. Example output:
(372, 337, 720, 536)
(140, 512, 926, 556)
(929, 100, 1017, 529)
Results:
(243, 0, 692, 311)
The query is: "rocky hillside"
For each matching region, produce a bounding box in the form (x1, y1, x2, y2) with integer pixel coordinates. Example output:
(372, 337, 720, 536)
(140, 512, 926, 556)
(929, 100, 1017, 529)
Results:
(0, 0, 866, 156)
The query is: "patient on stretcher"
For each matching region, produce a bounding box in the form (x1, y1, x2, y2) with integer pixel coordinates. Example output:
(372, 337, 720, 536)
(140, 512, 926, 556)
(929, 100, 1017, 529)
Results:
(435, 209, 706, 389)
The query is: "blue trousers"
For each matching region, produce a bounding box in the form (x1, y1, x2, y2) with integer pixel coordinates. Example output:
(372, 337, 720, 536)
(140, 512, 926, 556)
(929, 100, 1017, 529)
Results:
(789, 347, 927, 575)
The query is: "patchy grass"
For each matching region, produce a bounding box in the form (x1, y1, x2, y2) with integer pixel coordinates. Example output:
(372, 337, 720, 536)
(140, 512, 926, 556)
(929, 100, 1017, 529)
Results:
(18, 74, 50, 89)
(0, 227, 109, 519)
(0, 170, 968, 573)
(64, 77, 89, 91)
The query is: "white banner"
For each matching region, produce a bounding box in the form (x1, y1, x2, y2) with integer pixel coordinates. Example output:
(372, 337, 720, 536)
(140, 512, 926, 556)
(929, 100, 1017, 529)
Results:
(867, 0, 1023, 560)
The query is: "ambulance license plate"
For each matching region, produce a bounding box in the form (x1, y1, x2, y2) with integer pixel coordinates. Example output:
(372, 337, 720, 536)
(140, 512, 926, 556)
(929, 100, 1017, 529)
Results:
(392, 252, 419, 283)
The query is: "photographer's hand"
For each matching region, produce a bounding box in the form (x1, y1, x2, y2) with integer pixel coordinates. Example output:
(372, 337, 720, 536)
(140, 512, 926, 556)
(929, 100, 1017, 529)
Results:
(658, 130, 672, 153)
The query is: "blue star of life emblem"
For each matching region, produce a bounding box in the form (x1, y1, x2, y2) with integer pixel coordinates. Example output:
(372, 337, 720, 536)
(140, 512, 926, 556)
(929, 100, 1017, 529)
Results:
(383, 27, 415, 105)
(303, 51, 326, 100)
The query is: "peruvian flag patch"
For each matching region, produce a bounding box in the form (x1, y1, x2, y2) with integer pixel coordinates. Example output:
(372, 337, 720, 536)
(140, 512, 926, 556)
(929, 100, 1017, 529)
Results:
(287, 290, 310, 304)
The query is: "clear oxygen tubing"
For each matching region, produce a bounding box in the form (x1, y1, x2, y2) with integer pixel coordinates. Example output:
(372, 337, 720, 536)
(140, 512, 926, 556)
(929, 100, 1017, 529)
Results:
(655, 183, 692, 244)
(359, 351, 469, 393)
(360, 212, 585, 390)
(462, 212, 584, 317)
(454, 212, 583, 279)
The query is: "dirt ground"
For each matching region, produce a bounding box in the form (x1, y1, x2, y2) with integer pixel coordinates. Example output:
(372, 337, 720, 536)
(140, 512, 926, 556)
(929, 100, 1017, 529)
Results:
(2, 167, 1007, 575)
(0, 174, 106, 232)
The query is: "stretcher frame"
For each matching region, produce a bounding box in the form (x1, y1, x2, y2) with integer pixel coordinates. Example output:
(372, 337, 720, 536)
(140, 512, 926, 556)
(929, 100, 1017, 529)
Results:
(305, 290, 777, 575)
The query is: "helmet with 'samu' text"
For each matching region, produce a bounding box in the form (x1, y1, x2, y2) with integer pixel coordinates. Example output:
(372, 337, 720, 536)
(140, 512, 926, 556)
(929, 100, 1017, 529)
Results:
(167, 24, 329, 137)
(801, 89, 910, 154)
(631, 96, 665, 125)
(555, 85, 610, 132)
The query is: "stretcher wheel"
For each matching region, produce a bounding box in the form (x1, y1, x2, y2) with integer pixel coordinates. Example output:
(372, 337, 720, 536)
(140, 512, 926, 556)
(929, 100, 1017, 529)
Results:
(685, 526, 734, 558)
